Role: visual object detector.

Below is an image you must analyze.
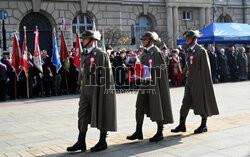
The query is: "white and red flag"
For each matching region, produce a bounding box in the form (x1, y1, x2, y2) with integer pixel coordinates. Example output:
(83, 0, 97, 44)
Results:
(33, 29, 43, 73)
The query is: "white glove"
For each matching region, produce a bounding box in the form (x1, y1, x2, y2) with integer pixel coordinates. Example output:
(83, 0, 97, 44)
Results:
(39, 73, 43, 78)
(7, 78, 10, 82)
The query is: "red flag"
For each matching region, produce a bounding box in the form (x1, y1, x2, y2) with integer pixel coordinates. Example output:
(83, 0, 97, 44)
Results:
(12, 33, 22, 77)
(33, 30, 43, 72)
(60, 29, 69, 71)
(73, 33, 81, 70)
(21, 30, 29, 76)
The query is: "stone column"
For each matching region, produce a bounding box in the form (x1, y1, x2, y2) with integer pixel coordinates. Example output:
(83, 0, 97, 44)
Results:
(173, 6, 179, 47)
(167, 6, 173, 48)
(205, 7, 211, 26)
(199, 7, 206, 29)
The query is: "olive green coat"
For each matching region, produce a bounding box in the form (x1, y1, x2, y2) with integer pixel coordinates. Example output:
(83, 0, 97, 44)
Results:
(186, 44, 219, 116)
(78, 47, 117, 131)
(136, 46, 174, 124)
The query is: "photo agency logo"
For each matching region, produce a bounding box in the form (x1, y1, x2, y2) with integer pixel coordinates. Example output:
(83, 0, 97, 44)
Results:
(82, 63, 167, 94)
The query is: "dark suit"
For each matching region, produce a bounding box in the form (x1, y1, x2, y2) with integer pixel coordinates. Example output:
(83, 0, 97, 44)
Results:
(228, 51, 239, 81)
(208, 51, 218, 83)
(0, 61, 7, 101)
(1, 58, 15, 99)
(218, 55, 229, 82)
(42, 56, 53, 96)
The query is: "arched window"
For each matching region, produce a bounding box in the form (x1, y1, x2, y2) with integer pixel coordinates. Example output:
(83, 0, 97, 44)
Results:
(217, 15, 232, 23)
(135, 16, 153, 47)
(72, 14, 93, 34)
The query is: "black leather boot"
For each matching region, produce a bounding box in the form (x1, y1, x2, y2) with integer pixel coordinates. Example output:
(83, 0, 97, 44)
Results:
(194, 117, 207, 134)
(90, 132, 108, 152)
(67, 132, 86, 152)
(171, 116, 186, 133)
(149, 123, 163, 142)
(127, 123, 143, 140)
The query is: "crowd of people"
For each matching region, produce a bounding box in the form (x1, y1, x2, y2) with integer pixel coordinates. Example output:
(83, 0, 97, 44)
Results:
(0, 43, 249, 101)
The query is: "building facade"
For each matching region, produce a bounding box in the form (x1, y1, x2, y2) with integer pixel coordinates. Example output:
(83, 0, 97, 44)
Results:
(0, 0, 249, 55)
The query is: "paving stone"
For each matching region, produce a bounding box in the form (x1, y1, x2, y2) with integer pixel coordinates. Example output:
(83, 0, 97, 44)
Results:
(0, 81, 250, 156)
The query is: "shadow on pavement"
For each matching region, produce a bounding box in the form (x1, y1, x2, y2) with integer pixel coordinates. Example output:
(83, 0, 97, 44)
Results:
(39, 134, 193, 157)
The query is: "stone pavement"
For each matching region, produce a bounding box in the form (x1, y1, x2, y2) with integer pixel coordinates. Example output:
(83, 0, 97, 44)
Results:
(0, 81, 250, 157)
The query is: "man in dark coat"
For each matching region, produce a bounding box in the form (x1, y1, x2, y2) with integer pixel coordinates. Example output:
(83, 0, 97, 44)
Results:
(0, 56, 8, 101)
(228, 46, 239, 81)
(69, 51, 78, 94)
(1, 52, 15, 99)
(113, 52, 127, 90)
(42, 50, 53, 97)
(127, 31, 173, 142)
(171, 30, 219, 134)
(208, 47, 218, 83)
(237, 47, 248, 80)
(28, 52, 35, 98)
(218, 48, 229, 82)
(67, 30, 117, 152)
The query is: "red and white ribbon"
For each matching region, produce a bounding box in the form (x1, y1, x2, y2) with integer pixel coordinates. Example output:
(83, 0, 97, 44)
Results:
(28, 61, 34, 68)
(148, 58, 153, 68)
(90, 57, 95, 68)
(189, 55, 194, 65)
(0, 62, 7, 71)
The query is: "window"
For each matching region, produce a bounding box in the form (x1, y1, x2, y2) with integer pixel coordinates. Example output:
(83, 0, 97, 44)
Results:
(72, 14, 93, 34)
(135, 16, 153, 47)
(183, 11, 192, 20)
(217, 15, 232, 23)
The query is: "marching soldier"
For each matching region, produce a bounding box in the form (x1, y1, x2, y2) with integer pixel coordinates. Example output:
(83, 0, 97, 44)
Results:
(171, 30, 219, 134)
(67, 30, 117, 152)
(127, 31, 173, 142)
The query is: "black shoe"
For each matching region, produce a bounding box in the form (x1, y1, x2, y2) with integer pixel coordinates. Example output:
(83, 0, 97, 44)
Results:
(149, 133, 163, 142)
(171, 125, 186, 133)
(67, 132, 86, 152)
(67, 142, 86, 152)
(90, 141, 107, 152)
(127, 123, 143, 140)
(194, 126, 207, 134)
(127, 131, 143, 140)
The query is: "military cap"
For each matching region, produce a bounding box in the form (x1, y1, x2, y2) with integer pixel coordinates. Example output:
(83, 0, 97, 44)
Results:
(140, 31, 159, 41)
(183, 30, 203, 38)
(80, 30, 101, 41)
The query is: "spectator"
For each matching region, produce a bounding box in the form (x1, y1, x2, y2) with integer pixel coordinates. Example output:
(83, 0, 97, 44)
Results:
(246, 49, 250, 79)
(208, 46, 218, 83)
(228, 46, 239, 81)
(218, 48, 229, 82)
(169, 49, 183, 87)
(237, 47, 248, 80)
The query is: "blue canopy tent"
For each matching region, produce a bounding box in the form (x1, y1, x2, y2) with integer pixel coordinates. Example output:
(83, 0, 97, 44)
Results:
(177, 23, 250, 45)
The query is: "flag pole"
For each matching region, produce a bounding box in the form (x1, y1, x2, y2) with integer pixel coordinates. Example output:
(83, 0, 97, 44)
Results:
(24, 26, 29, 99)
(13, 32, 17, 99)
(36, 25, 44, 97)
(60, 25, 69, 94)
(53, 27, 58, 94)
